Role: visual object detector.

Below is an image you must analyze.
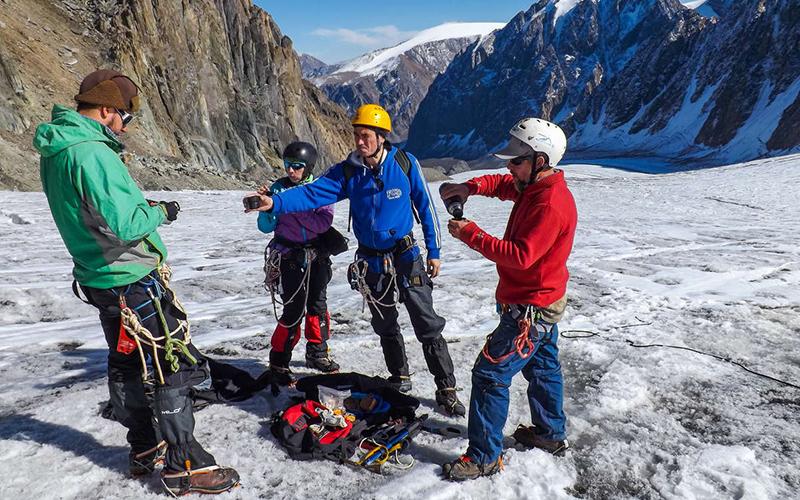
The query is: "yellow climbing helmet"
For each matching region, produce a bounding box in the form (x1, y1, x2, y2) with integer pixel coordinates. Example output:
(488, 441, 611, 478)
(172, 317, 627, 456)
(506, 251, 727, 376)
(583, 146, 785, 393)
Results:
(351, 104, 392, 134)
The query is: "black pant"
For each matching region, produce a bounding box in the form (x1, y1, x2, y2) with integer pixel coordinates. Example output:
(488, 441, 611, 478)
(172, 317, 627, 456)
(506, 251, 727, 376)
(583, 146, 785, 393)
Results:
(82, 272, 216, 472)
(278, 249, 332, 326)
(364, 254, 456, 390)
(269, 250, 333, 366)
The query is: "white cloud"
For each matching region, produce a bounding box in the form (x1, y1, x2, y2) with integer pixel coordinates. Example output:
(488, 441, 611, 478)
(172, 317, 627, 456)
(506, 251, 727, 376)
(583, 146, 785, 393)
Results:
(311, 25, 417, 49)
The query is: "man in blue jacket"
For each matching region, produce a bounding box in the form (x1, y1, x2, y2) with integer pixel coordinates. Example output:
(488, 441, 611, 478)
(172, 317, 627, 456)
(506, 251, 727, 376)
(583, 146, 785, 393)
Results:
(246, 104, 465, 417)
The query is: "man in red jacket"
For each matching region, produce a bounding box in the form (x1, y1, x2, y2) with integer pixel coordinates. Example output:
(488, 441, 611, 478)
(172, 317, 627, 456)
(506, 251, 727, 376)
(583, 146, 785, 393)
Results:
(439, 118, 577, 480)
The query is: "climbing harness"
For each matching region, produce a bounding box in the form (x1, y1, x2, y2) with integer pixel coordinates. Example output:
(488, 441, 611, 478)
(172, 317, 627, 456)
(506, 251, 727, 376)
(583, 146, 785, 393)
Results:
(263, 243, 316, 328)
(481, 305, 547, 365)
(347, 257, 398, 319)
(346, 235, 416, 318)
(117, 265, 196, 385)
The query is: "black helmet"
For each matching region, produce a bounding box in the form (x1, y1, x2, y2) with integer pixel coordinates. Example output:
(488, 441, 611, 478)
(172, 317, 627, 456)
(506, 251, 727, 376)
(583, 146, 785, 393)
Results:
(282, 141, 317, 180)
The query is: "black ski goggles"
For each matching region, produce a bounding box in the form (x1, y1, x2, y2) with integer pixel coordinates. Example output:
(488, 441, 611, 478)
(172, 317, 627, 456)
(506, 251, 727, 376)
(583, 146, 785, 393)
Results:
(115, 108, 134, 126)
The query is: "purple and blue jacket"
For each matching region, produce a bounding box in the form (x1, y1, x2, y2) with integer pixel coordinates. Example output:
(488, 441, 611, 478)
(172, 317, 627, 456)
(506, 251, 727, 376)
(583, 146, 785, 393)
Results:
(258, 175, 333, 254)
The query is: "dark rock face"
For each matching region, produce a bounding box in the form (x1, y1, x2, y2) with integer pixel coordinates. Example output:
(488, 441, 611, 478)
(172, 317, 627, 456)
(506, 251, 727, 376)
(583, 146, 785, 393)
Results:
(311, 36, 495, 142)
(0, 0, 352, 190)
(407, 0, 800, 165)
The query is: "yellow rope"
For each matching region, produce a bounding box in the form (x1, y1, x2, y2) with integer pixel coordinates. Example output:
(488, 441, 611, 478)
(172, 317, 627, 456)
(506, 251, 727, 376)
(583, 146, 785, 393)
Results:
(118, 265, 195, 385)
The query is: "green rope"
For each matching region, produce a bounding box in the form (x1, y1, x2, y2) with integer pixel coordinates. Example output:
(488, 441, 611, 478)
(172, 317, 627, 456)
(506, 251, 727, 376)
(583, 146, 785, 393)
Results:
(148, 288, 197, 372)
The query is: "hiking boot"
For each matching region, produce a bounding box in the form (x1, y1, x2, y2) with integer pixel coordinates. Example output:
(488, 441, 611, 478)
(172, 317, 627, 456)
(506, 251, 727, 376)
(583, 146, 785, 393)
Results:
(387, 375, 412, 393)
(442, 455, 503, 481)
(305, 351, 340, 373)
(435, 388, 466, 417)
(269, 365, 295, 386)
(161, 465, 240, 496)
(129, 441, 167, 476)
(259, 364, 296, 396)
(512, 425, 569, 455)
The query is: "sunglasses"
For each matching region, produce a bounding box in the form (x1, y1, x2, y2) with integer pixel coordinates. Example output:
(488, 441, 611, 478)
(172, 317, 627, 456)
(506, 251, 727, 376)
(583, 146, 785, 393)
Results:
(509, 155, 532, 166)
(284, 159, 306, 171)
(115, 108, 134, 126)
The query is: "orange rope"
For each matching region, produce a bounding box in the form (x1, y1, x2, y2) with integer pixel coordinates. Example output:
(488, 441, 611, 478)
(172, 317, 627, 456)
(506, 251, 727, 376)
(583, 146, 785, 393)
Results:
(481, 306, 542, 364)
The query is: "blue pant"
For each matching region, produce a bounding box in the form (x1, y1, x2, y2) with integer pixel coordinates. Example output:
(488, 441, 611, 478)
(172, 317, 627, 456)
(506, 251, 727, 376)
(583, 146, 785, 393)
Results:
(466, 311, 566, 464)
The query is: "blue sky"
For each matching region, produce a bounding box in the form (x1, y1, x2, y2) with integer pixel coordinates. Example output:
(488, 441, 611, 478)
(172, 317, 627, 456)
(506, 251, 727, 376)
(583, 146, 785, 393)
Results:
(255, 0, 534, 64)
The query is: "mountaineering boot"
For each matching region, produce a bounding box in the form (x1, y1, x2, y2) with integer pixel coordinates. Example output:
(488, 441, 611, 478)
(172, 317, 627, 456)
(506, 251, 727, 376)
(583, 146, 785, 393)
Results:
(305, 343, 340, 373)
(129, 441, 167, 476)
(387, 375, 412, 393)
(435, 388, 466, 417)
(161, 465, 240, 496)
(442, 455, 503, 481)
(268, 350, 295, 386)
(512, 425, 570, 455)
(269, 364, 295, 386)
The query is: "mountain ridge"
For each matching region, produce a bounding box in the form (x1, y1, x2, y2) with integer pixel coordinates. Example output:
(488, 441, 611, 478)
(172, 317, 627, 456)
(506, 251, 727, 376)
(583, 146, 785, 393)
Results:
(306, 22, 506, 141)
(406, 0, 800, 165)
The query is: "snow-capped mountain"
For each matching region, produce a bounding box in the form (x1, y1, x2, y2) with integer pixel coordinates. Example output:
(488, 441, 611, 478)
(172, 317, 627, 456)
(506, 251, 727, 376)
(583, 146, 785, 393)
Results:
(308, 23, 506, 141)
(298, 53, 331, 78)
(406, 0, 800, 165)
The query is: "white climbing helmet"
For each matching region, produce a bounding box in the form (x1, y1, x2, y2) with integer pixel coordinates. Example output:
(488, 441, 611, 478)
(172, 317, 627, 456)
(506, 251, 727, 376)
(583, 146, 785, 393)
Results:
(493, 118, 567, 167)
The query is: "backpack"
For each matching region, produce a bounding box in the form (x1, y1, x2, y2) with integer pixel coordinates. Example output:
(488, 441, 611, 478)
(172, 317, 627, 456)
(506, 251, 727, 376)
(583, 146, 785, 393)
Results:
(342, 146, 421, 231)
(270, 399, 369, 462)
(270, 372, 425, 471)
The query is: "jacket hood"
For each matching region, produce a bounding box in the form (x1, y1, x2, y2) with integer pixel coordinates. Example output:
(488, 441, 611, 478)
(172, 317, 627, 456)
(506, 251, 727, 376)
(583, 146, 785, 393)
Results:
(345, 146, 398, 170)
(33, 105, 123, 158)
(345, 151, 366, 168)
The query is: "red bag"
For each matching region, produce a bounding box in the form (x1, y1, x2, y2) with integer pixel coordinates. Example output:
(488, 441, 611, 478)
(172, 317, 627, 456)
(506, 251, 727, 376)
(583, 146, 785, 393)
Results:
(272, 400, 362, 461)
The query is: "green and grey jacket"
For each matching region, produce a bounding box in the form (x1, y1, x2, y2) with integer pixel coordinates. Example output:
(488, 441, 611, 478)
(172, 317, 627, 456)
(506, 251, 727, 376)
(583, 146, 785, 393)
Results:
(34, 105, 168, 288)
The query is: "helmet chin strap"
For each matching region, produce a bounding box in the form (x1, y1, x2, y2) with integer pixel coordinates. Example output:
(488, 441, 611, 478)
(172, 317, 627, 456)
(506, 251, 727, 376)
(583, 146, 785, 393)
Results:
(367, 135, 384, 160)
(516, 153, 549, 190)
(530, 153, 550, 183)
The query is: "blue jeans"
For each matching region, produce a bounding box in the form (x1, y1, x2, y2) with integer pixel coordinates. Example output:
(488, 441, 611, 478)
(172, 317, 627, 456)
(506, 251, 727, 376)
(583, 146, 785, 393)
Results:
(466, 310, 566, 464)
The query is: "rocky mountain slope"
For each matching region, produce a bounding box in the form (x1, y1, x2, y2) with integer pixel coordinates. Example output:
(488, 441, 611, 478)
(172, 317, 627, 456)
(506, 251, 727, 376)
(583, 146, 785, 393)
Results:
(307, 23, 505, 142)
(0, 0, 352, 190)
(406, 0, 800, 166)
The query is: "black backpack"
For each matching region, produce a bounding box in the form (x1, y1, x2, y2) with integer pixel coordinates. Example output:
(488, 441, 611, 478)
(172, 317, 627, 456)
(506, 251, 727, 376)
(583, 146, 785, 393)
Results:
(270, 372, 422, 466)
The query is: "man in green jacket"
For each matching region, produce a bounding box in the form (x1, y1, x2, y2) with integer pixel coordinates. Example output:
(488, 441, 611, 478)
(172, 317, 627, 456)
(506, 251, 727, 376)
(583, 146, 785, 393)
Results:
(34, 69, 238, 496)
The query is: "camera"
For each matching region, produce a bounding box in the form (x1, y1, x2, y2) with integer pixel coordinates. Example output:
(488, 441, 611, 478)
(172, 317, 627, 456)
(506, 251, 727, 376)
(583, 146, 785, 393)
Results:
(243, 195, 262, 210)
(444, 197, 464, 220)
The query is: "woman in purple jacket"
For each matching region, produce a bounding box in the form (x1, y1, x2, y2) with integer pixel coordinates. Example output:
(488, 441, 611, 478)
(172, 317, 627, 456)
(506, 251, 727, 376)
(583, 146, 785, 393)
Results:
(258, 142, 338, 383)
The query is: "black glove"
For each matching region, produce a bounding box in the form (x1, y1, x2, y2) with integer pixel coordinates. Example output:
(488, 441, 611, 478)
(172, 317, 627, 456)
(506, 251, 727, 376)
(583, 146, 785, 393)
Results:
(159, 201, 180, 221)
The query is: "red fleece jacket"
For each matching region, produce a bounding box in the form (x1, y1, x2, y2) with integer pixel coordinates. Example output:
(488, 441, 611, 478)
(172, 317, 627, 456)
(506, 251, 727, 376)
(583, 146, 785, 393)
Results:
(460, 170, 577, 307)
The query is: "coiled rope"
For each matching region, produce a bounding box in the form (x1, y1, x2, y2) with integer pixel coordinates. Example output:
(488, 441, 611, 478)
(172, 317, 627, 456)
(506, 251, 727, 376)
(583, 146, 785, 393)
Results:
(118, 265, 196, 385)
(263, 246, 315, 328)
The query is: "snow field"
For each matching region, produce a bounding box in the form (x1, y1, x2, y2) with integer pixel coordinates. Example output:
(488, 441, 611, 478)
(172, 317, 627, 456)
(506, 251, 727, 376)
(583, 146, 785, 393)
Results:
(1, 155, 799, 499)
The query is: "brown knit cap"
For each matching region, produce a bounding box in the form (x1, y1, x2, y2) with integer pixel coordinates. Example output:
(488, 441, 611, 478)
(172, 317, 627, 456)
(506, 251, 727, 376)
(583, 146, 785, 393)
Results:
(74, 69, 140, 112)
